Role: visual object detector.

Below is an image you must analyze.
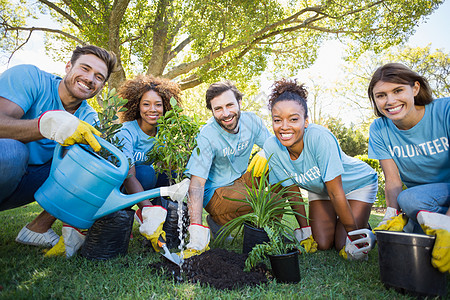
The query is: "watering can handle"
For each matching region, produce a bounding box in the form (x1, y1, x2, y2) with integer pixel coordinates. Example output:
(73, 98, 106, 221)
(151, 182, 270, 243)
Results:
(52, 143, 64, 168)
(94, 135, 129, 175)
(52, 136, 129, 175)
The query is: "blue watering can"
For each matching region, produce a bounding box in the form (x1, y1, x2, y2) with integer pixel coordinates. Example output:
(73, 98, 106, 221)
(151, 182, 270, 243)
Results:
(35, 136, 162, 229)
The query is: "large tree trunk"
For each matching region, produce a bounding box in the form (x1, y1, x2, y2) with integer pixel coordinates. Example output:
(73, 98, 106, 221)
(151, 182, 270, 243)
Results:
(108, 65, 126, 91)
(147, 0, 171, 77)
(107, 0, 130, 90)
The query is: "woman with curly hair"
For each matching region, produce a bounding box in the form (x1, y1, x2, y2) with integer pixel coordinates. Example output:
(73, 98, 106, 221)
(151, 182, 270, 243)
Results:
(263, 78, 378, 260)
(116, 75, 181, 251)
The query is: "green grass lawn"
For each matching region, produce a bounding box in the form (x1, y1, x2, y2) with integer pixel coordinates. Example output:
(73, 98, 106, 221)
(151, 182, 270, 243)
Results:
(0, 203, 447, 299)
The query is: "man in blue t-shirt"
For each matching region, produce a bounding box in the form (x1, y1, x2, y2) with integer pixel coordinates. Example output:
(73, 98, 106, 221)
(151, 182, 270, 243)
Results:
(182, 81, 271, 258)
(0, 45, 116, 248)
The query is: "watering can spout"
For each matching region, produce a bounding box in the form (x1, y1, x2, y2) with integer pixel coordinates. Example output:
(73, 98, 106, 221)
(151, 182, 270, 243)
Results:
(94, 187, 162, 219)
(93, 178, 190, 219)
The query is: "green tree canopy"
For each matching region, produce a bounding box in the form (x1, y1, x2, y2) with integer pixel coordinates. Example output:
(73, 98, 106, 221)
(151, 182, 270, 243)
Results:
(1, 0, 443, 91)
(324, 117, 368, 157)
(334, 44, 450, 131)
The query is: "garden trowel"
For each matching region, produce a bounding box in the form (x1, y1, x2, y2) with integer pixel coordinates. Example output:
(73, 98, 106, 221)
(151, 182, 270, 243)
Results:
(157, 235, 182, 266)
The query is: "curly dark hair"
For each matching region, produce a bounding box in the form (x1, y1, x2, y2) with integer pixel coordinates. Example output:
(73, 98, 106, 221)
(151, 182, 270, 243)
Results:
(118, 74, 182, 122)
(268, 78, 308, 118)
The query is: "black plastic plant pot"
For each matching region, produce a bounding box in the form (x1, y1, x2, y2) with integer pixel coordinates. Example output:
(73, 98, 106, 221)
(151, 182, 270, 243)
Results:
(242, 222, 269, 254)
(80, 209, 135, 260)
(376, 230, 447, 297)
(268, 250, 301, 283)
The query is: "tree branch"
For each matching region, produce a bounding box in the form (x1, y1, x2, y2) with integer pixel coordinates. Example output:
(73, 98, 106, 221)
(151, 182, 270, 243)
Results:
(304, 25, 383, 35)
(168, 36, 191, 61)
(163, 7, 323, 79)
(61, 0, 98, 23)
(2, 23, 85, 44)
(7, 30, 33, 65)
(179, 42, 254, 90)
(38, 0, 82, 29)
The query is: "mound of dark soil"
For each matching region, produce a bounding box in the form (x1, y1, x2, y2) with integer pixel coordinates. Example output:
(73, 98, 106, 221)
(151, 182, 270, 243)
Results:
(149, 248, 269, 290)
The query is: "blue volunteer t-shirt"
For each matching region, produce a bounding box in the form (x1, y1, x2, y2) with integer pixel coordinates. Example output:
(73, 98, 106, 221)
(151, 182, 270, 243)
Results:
(0, 64, 98, 165)
(368, 98, 450, 188)
(185, 112, 271, 207)
(264, 124, 377, 195)
(116, 120, 157, 166)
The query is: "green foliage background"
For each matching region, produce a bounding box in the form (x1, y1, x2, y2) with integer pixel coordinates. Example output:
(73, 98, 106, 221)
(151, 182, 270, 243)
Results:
(355, 154, 386, 207)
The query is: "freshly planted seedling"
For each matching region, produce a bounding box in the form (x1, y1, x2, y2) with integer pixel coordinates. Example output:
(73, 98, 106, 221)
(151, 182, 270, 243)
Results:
(147, 97, 203, 184)
(214, 158, 307, 247)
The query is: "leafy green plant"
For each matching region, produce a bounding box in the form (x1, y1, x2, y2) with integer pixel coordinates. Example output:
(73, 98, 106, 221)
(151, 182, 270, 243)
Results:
(146, 97, 203, 184)
(324, 117, 368, 157)
(214, 158, 307, 246)
(244, 224, 304, 271)
(95, 88, 128, 143)
(94, 88, 128, 166)
(355, 154, 386, 207)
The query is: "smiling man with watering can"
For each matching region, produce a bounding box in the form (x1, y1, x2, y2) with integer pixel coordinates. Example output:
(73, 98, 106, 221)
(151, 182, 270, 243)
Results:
(0, 45, 116, 254)
(182, 81, 271, 258)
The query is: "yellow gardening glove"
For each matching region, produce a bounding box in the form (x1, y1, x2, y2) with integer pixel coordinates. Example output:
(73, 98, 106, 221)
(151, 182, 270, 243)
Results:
(374, 214, 408, 232)
(339, 246, 348, 260)
(63, 120, 101, 151)
(422, 227, 450, 273)
(417, 211, 450, 273)
(139, 206, 167, 252)
(377, 207, 400, 227)
(44, 225, 86, 258)
(179, 246, 211, 259)
(143, 223, 167, 252)
(339, 237, 368, 261)
(44, 236, 66, 257)
(177, 224, 210, 259)
(300, 236, 318, 253)
(247, 151, 267, 177)
(294, 227, 317, 253)
(38, 110, 101, 152)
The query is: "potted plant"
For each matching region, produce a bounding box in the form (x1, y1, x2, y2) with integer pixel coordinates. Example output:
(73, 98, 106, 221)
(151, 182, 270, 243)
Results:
(244, 224, 304, 283)
(214, 158, 307, 255)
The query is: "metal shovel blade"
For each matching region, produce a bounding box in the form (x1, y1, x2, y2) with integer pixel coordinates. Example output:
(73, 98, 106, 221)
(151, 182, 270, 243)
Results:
(158, 236, 182, 266)
(161, 244, 182, 266)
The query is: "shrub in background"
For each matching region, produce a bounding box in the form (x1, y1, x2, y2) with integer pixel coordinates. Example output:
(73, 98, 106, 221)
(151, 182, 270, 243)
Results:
(355, 154, 385, 207)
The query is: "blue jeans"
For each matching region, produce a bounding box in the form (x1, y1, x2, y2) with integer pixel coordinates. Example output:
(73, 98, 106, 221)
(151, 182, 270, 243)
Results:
(0, 139, 51, 211)
(397, 183, 450, 232)
(134, 164, 171, 190)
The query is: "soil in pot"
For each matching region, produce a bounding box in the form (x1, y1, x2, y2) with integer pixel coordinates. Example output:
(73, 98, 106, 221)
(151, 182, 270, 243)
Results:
(242, 222, 269, 254)
(268, 250, 300, 283)
(149, 248, 269, 290)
